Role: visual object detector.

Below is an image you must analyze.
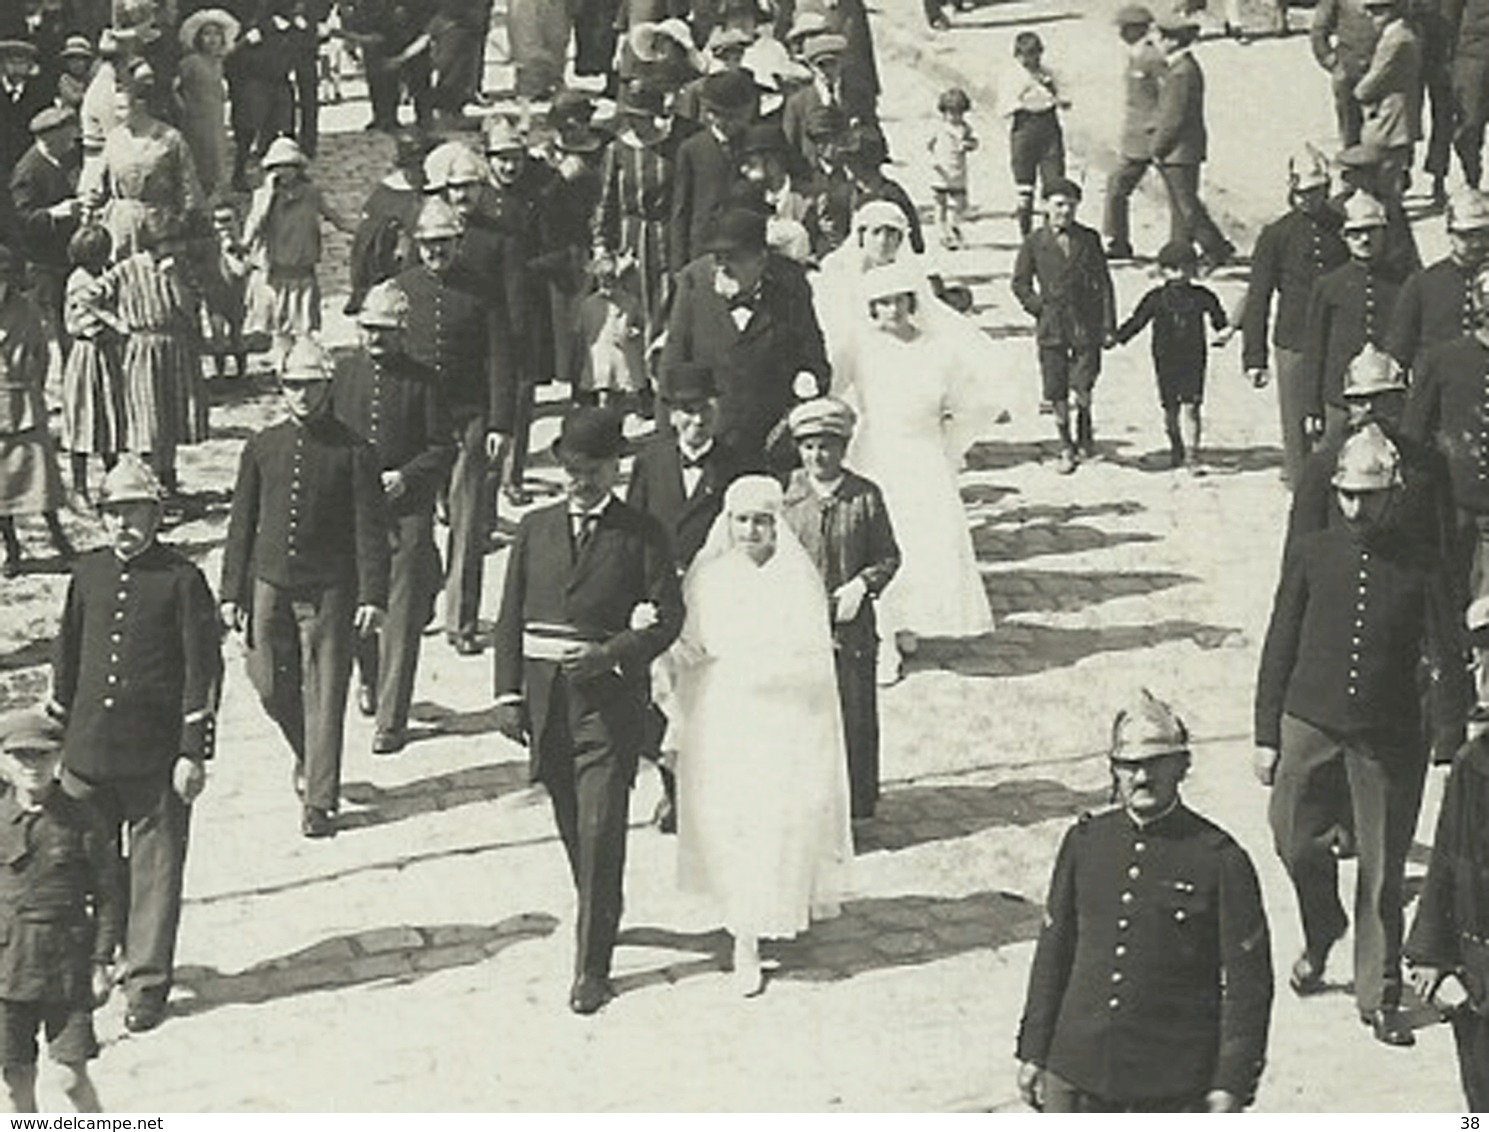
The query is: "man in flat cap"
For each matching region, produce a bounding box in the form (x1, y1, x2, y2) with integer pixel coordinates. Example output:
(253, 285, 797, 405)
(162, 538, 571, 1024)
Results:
(1256, 425, 1464, 1046)
(781, 396, 899, 820)
(48, 456, 221, 1034)
(9, 104, 79, 338)
(1016, 689, 1273, 1112)
(671, 69, 756, 270)
(1388, 190, 1489, 379)
(491, 407, 683, 1015)
(1103, 5, 1166, 260)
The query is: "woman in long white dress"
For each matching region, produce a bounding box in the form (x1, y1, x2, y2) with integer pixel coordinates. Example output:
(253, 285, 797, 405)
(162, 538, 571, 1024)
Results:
(832, 258, 997, 683)
(671, 476, 854, 996)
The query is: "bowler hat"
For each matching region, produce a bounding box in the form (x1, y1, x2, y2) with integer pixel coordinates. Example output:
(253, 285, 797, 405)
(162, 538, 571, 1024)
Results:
(98, 456, 164, 506)
(552, 407, 625, 461)
(704, 207, 768, 254)
(740, 123, 790, 155)
(660, 362, 718, 403)
(0, 710, 62, 756)
(700, 69, 756, 113)
(60, 35, 94, 60)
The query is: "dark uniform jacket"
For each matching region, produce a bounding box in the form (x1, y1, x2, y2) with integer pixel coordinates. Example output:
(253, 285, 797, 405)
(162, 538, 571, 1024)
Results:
(9, 144, 78, 273)
(660, 252, 831, 467)
(1255, 524, 1461, 751)
(1406, 734, 1489, 1008)
(51, 545, 222, 780)
(221, 415, 392, 608)
(1387, 256, 1477, 377)
(1120, 40, 1166, 161)
(781, 468, 900, 659)
(1301, 259, 1402, 417)
(1403, 334, 1489, 515)
(0, 788, 122, 1005)
(1151, 50, 1206, 166)
(625, 434, 744, 569)
(1241, 206, 1349, 371)
(491, 499, 684, 781)
(1011, 222, 1116, 349)
(331, 348, 454, 513)
(394, 263, 503, 426)
(669, 127, 740, 272)
(1016, 804, 1273, 1105)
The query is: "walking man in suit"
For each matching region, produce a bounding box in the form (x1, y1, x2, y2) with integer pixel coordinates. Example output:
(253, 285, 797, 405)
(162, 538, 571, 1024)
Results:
(1151, 11, 1234, 270)
(670, 70, 756, 271)
(9, 106, 79, 338)
(1312, 0, 1380, 146)
(1011, 177, 1115, 475)
(1103, 5, 1165, 260)
(1354, 0, 1421, 196)
(1016, 689, 1273, 1112)
(492, 408, 683, 1014)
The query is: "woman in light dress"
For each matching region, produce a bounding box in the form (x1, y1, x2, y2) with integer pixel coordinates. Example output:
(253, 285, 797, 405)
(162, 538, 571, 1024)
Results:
(830, 256, 998, 683)
(175, 8, 239, 200)
(670, 475, 853, 996)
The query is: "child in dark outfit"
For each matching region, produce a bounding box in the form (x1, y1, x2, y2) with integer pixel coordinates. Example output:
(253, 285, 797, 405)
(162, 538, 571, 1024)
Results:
(0, 711, 120, 1114)
(1112, 240, 1229, 473)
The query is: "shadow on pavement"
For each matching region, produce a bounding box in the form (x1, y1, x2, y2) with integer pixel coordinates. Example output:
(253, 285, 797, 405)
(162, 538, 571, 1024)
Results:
(856, 779, 1109, 852)
(984, 567, 1197, 617)
(973, 520, 1158, 563)
(907, 618, 1242, 679)
(965, 437, 1141, 473)
(945, 9, 1082, 31)
(1107, 443, 1285, 476)
(170, 914, 558, 1016)
(0, 639, 51, 674)
(981, 500, 1144, 525)
(338, 759, 532, 831)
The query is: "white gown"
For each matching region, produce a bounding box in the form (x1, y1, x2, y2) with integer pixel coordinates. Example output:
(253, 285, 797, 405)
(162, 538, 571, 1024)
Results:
(835, 318, 997, 640)
(673, 533, 853, 940)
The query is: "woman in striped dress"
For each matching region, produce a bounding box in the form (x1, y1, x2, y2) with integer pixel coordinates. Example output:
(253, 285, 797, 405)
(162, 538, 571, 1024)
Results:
(61, 225, 127, 502)
(593, 85, 682, 358)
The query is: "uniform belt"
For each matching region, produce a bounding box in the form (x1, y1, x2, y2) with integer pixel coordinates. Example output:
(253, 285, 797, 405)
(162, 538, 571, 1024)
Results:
(522, 622, 612, 662)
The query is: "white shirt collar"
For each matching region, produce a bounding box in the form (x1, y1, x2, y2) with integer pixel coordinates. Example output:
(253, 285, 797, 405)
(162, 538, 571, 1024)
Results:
(568, 494, 614, 520)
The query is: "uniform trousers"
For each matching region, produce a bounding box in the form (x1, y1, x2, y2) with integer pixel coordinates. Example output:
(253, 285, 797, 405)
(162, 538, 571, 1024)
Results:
(355, 509, 441, 734)
(496, 382, 536, 495)
(1455, 55, 1489, 186)
(445, 412, 494, 642)
(1332, 68, 1365, 148)
(60, 766, 188, 1009)
(1270, 713, 1427, 1014)
(1452, 1008, 1489, 1111)
(1158, 163, 1230, 260)
(246, 577, 357, 812)
(1042, 1070, 1204, 1113)
(1103, 156, 1151, 252)
(364, 44, 433, 129)
(538, 673, 637, 979)
(1274, 346, 1310, 490)
(291, 53, 321, 159)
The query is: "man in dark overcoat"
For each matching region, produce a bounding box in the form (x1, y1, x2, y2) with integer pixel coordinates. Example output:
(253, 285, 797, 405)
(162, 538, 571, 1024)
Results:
(669, 70, 754, 272)
(0, 40, 54, 188)
(491, 408, 683, 1015)
(1016, 689, 1273, 1112)
(10, 106, 80, 338)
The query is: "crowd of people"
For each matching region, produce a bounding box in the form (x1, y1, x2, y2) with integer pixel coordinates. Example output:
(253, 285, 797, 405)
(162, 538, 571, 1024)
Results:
(5, 0, 1489, 1116)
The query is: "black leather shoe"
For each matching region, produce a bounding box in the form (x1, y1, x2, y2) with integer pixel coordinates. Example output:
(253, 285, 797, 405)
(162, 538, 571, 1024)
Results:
(653, 795, 676, 835)
(301, 806, 337, 839)
(357, 684, 377, 718)
(124, 998, 166, 1033)
(450, 634, 484, 657)
(1105, 242, 1135, 260)
(372, 729, 405, 755)
(1363, 1007, 1416, 1047)
(569, 975, 614, 1016)
(1289, 951, 1328, 996)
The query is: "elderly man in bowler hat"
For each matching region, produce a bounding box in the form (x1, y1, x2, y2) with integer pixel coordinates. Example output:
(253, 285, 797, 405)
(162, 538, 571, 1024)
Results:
(491, 407, 683, 1015)
(661, 205, 830, 472)
(671, 68, 757, 269)
(1016, 689, 1273, 1112)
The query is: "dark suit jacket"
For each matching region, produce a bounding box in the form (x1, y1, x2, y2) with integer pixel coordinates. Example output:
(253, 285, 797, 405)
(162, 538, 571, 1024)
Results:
(0, 79, 55, 184)
(9, 143, 78, 272)
(1011, 223, 1116, 348)
(491, 499, 683, 781)
(669, 127, 740, 272)
(625, 435, 743, 569)
(660, 252, 831, 467)
(1151, 50, 1207, 166)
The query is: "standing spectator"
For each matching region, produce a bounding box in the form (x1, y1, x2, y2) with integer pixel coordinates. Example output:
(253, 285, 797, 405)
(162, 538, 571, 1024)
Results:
(1240, 147, 1350, 488)
(343, 0, 434, 133)
(1151, 10, 1234, 269)
(1410, 0, 1454, 206)
(1355, 0, 1421, 198)
(781, 397, 898, 820)
(490, 407, 684, 1015)
(928, 87, 978, 246)
(1104, 5, 1165, 260)
(507, 0, 570, 99)
(55, 36, 94, 114)
(1387, 190, 1489, 376)
(670, 69, 755, 271)
(175, 8, 238, 200)
(10, 106, 82, 340)
(333, 282, 454, 756)
(1016, 690, 1273, 1112)
(1255, 425, 1462, 1047)
(242, 136, 356, 360)
(282, 0, 326, 159)
(1448, 0, 1489, 189)
(1000, 35, 1067, 241)
(225, 3, 294, 191)
(48, 456, 221, 1037)
(199, 199, 251, 380)
(781, 33, 856, 172)
(1010, 177, 1116, 475)
(428, 0, 488, 122)
(1302, 192, 1403, 451)
(0, 245, 73, 577)
(220, 340, 390, 841)
(776, 0, 880, 132)
(0, 40, 53, 186)
(1313, 0, 1380, 146)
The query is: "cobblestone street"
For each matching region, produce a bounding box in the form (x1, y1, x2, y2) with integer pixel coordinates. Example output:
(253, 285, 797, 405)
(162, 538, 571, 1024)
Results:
(0, 0, 1471, 1111)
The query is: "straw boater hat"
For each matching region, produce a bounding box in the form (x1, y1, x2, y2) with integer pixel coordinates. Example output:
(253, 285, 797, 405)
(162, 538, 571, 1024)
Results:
(179, 7, 241, 51)
(60, 35, 93, 60)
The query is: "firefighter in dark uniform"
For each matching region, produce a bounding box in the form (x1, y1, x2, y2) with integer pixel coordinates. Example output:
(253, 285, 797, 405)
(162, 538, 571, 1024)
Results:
(47, 457, 220, 1036)
(1387, 190, 1489, 379)
(221, 340, 391, 841)
(395, 198, 502, 657)
(1255, 426, 1464, 1047)
(333, 280, 454, 756)
(1240, 146, 1349, 490)
(1015, 689, 1273, 1113)
(1402, 262, 1489, 610)
(1302, 192, 1403, 453)
(0, 710, 121, 1114)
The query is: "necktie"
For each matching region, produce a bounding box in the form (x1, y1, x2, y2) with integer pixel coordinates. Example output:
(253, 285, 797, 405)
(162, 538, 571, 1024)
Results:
(574, 513, 598, 552)
(680, 452, 707, 470)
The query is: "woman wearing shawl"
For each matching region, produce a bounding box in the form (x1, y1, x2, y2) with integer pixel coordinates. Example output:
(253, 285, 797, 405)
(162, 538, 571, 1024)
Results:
(671, 475, 854, 996)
